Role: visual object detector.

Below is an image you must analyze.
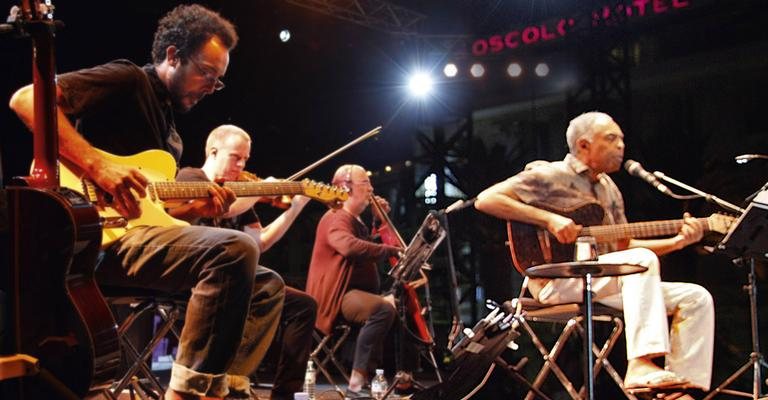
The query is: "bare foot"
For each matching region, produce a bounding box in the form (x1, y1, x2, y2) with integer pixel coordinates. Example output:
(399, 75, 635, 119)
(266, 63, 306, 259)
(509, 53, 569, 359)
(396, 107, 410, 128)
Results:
(658, 393, 695, 400)
(348, 368, 367, 392)
(625, 357, 664, 384)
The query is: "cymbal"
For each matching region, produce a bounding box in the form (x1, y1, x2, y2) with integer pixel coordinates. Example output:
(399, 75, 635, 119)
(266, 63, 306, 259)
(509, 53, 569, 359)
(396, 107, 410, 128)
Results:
(526, 261, 647, 279)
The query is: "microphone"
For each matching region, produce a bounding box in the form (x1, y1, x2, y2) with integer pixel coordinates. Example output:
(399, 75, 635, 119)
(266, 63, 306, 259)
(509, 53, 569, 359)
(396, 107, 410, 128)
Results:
(444, 197, 476, 214)
(735, 154, 768, 164)
(624, 160, 672, 196)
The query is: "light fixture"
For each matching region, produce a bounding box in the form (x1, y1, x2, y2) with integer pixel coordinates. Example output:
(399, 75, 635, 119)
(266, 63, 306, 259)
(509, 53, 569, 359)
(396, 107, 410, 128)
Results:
(279, 29, 291, 43)
(534, 62, 550, 77)
(506, 62, 522, 78)
(407, 72, 433, 98)
(443, 63, 458, 78)
(470, 63, 485, 78)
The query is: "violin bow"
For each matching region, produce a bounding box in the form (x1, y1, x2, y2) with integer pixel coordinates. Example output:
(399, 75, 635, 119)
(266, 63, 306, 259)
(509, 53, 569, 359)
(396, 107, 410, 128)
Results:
(285, 126, 382, 181)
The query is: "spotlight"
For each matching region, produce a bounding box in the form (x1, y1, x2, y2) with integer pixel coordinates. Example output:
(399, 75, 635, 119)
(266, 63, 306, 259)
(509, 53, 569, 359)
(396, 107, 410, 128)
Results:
(408, 72, 433, 98)
(443, 63, 458, 78)
(384, 165, 392, 172)
(470, 63, 485, 78)
(506, 62, 522, 78)
(279, 29, 291, 42)
(534, 62, 550, 77)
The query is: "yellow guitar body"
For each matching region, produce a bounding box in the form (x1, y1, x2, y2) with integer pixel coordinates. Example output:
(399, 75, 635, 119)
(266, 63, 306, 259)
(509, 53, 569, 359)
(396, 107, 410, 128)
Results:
(59, 149, 188, 247)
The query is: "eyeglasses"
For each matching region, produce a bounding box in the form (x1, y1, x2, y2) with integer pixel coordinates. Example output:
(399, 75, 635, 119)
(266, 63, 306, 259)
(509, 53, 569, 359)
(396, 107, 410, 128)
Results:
(188, 57, 225, 91)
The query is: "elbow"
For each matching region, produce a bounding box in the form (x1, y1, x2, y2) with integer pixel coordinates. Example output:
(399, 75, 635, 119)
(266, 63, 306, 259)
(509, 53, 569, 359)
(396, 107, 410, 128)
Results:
(474, 191, 492, 214)
(9, 85, 32, 114)
(9, 85, 36, 127)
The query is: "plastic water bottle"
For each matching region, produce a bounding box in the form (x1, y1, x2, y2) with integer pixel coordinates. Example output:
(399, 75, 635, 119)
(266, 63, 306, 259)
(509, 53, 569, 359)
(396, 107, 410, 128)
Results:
(303, 360, 316, 399)
(371, 369, 388, 400)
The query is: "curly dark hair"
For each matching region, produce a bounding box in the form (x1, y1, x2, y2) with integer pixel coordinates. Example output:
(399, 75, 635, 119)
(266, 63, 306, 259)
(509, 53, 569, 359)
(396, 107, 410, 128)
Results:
(151, 4, 238, 64)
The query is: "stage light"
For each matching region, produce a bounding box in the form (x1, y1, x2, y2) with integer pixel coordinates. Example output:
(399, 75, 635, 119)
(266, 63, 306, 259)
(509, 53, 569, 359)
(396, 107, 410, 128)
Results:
(535, 62, 550, 77)
(407, 72, 433, 98)
(384, 165, 392, 172)
(506, 62, 522, 78)
(443, 63, 458, 78)
(279, 29, 291, 42)
(470, 63, 485, 78)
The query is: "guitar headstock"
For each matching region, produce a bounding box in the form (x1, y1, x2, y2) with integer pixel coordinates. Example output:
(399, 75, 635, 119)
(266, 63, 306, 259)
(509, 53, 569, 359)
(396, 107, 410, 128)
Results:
(300, 179, 349, 208)
(706, 213, 738, 234)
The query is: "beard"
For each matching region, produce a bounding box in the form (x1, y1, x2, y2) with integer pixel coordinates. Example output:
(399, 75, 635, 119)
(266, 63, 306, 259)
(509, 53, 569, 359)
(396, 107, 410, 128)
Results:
(167, 72, 195, 113)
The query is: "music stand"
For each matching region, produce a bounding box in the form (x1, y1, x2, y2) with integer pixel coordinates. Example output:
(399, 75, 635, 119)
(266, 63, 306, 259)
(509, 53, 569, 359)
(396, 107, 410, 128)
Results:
(527, 261, 647, 400)
(387, 212, 447, 383)
(705, 190, 768, 399)
(388, 212, 446, 282)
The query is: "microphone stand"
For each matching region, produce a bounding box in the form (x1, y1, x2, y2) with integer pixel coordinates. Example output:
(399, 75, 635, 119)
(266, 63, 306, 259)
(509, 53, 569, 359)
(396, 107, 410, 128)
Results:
(652, 173, 768, 398)
(438, 198, 475, 350)
(652, 171, 745, 214)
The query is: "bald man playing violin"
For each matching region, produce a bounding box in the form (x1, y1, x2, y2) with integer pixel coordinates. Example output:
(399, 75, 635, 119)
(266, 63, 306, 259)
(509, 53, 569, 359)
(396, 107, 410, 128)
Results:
(176, 124, 316, 400)
(306, 164, 422, 398)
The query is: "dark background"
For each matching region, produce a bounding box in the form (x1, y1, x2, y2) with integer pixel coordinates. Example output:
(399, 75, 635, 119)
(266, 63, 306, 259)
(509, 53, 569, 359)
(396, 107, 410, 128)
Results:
(2, 1, 768, 397)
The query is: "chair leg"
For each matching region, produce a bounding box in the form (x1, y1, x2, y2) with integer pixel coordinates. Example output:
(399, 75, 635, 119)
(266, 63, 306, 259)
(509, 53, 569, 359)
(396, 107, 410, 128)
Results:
(575, 316, 638, 400)
(110, 302, 180, 398)
(310, 326, 351, 390)
(310, 331, 338, 387)
(523, 317, 584, 400)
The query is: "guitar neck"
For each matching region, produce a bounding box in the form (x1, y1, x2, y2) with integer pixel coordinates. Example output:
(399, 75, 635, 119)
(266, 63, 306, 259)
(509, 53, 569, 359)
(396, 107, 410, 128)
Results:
(150, 181, 305, 200)
(582, 217, 710, 242)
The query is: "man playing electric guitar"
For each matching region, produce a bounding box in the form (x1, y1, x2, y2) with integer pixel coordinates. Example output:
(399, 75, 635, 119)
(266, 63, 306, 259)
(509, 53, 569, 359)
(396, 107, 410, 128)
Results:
(10, 5, 283, 399)
(474, 112, 714, 399)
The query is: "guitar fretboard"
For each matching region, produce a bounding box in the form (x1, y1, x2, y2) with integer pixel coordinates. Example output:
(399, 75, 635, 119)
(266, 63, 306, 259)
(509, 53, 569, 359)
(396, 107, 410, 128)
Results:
(150, 181, 306, 200)
(582, 218, 710, 242)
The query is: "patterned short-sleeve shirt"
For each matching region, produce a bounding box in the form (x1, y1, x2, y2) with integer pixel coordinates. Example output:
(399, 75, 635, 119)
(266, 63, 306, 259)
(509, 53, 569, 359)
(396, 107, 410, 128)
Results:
(504, 154, 627, 251)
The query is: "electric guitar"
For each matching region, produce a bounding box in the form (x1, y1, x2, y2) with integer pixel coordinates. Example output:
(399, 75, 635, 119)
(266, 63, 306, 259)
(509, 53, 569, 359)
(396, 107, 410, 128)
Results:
(506, 201, 736, 273)
(57, 149, 349, 246)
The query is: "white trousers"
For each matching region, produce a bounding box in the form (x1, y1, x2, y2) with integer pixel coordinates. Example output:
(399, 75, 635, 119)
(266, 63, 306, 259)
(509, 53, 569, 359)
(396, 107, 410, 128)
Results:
(528, 248, 715, 389)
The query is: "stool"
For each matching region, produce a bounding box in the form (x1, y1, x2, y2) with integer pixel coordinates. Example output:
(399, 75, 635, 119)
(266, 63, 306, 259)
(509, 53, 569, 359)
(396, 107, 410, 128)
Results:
(100, 289, 186, 400)
(310, 324, 352, 388)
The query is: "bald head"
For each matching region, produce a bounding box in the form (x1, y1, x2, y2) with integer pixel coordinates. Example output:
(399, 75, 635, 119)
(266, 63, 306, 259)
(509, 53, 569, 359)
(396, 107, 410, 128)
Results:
(205, 124, 251, 157)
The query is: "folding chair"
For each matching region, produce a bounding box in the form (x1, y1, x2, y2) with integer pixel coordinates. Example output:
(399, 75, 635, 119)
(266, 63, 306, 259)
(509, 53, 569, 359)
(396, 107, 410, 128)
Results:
(310, 324, 352, 388)
(100, 288, 186, 400)
(511, 276, 637, 400)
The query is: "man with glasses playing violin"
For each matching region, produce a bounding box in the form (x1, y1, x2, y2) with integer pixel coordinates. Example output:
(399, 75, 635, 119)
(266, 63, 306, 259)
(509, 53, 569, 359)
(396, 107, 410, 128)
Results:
(176, 124, 317, 400)
(307, 164, 420, 398)
(10, 5, 284, 400)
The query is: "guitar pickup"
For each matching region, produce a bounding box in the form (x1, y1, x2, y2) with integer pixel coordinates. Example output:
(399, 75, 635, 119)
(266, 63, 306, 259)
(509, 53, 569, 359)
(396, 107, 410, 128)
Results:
(101, 216, 128, 228)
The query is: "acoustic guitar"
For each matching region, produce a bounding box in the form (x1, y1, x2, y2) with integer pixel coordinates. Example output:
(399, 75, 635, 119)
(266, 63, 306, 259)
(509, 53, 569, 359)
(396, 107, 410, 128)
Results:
(56, 148, 349, 246)
(506, 201, 736, 273)
(1, 2, 122, 397)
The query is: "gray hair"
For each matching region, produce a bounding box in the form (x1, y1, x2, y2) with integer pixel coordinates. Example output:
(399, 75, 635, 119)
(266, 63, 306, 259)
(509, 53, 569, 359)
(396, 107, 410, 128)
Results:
(205, 124, 251, 156)
(565, 111, 613, 153)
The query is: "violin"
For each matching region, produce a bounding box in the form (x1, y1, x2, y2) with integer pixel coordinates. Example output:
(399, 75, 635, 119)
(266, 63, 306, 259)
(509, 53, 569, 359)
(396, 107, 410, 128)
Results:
(369, 194, 433, 345)
(237, 170, 292, 209)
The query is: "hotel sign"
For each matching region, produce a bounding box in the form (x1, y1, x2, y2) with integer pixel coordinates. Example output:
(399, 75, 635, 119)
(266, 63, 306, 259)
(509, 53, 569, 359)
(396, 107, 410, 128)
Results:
(471, 0, 691, 56)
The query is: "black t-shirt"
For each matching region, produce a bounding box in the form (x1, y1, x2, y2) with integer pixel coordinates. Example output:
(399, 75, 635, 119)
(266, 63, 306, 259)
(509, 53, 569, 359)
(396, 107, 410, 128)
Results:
(57, 59, 183, 163)
(175, 167, 260, 230)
